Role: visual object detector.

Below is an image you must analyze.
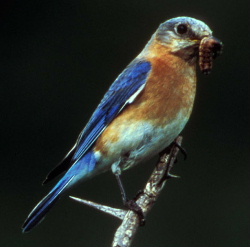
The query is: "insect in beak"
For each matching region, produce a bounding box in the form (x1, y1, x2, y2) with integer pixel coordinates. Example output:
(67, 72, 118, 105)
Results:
(199, 36, 223, 75)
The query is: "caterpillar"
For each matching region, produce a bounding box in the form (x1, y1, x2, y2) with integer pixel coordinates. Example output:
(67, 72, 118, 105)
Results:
(199, 37, 223, 75)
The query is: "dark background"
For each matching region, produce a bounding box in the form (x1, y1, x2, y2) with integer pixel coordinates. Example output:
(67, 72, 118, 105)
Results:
(0, 0, 249, 246)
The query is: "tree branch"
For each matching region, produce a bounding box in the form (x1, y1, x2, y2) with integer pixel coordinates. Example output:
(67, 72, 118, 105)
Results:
(70, 136, 183, 247)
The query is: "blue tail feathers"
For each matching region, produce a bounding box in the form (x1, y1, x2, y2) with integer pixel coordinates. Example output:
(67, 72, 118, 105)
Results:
(22, 175, 74, 233)
(22, 151, 97, 233)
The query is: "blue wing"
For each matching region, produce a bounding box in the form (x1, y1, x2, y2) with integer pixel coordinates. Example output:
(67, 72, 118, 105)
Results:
(43, 59, 152, 184)
(73, 59, 152, 161)
(22, 59, 152, 232)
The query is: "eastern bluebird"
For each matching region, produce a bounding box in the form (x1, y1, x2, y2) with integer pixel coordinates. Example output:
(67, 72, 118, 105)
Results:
(22, 16, 222, 232)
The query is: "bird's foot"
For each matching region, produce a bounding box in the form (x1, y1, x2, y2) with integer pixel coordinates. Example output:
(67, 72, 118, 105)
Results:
(125, 199, 145, 226)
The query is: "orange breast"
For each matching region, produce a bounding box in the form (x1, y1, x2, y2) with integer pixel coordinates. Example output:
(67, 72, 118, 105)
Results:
(95, 42, 197, 155)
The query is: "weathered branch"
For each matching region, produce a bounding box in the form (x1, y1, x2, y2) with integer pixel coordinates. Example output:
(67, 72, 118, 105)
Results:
(70, 136, 183, 247)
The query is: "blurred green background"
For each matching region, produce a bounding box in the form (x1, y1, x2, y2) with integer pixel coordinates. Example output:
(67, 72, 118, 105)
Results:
(0, 0, 249, 246)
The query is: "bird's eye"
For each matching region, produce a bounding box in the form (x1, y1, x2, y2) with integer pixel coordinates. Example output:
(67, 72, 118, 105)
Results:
(176, 24, 188, 35)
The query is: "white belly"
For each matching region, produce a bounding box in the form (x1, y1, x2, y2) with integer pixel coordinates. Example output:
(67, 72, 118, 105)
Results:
(95, 109, 189, 172)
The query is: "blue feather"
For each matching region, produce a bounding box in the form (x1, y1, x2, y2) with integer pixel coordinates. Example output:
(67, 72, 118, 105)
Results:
(23, 60, 151, 232)
(73, 60, 152, 161)
(22, 151, 97, 232)
(22, 176, 74, 232)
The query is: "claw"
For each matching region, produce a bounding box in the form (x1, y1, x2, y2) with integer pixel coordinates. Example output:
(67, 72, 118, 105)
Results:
(174, 141, 187, 160)
(133, 190, 144, 201)
(114, 174, 145, 226)
(125, 200, 145, 226)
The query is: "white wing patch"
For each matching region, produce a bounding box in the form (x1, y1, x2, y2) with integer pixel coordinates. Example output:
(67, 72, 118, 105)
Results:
(125, 84, 146, 105)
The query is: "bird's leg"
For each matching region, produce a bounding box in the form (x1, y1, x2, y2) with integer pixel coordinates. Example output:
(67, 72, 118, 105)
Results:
(158, 137, 185, 185)
(114, 173, 128, 205)
(112, 162, 128, 204)
(173, 140, 187, 160)
(160, 136, 187, 163)
(112, 163, 145, 226)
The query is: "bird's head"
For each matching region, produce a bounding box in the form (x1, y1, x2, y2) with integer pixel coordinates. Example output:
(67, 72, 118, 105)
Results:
(155, 16, 223, 74)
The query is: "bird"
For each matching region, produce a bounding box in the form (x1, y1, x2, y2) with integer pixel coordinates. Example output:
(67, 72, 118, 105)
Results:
(22, 16, 222, 232)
